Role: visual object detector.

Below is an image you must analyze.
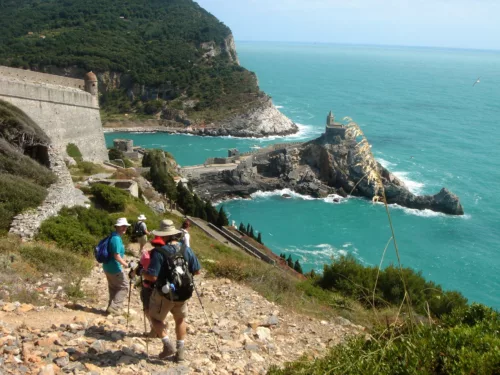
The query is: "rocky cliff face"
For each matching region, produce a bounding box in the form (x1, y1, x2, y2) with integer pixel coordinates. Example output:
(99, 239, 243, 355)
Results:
(206, 97, 298, 137)
(189, 134, 464, 215)
(201, 34, 240, 65)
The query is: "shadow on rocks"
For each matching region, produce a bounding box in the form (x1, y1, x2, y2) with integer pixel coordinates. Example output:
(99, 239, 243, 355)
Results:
(68, 349, 165, 370)
(84, 325, 129, 343)
(65, 302, 107, 316)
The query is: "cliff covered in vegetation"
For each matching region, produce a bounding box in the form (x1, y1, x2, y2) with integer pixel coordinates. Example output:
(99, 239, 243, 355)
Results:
(0, 0, 297, 136)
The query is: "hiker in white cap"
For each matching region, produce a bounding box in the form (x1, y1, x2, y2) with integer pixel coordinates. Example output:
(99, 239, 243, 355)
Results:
(103, 217, 131, 315)
(134, 214, 150, 253)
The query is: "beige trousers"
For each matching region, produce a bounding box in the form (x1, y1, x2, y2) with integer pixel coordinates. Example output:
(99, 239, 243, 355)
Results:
(105, 271, 128, 311)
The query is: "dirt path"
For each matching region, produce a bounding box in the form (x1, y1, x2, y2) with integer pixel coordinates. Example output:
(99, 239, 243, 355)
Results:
(0, 246, 363, 375)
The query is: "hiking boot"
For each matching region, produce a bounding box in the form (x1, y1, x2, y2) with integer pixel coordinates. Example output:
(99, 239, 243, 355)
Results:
(106, 306, 122, 316)
(158, 341, 175, 360)
(175, 346, 185, 362)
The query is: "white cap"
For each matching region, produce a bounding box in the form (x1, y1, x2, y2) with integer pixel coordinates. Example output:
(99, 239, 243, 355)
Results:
(138, 214, 147, 221)
(114, 217, 131, 227)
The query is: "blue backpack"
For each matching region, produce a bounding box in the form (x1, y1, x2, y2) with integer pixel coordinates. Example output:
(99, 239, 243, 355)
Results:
(94, 235, 112, 263)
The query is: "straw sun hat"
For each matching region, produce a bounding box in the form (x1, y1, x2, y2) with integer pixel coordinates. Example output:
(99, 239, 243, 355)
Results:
(152, 219, 182, 237)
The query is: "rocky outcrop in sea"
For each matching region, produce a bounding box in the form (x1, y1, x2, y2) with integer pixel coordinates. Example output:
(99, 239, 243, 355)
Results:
(188, 132, 464, 215)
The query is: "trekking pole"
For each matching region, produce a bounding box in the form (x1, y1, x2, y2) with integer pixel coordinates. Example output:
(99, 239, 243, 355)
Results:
(126, 278, 132, 330)
(192, 281, 220, 351)
(143, 309, 149, 358)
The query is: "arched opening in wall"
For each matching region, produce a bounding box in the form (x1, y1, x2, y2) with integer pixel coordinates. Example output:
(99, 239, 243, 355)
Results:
(24, 145, 50, 167)
(0, 99, 53, 168)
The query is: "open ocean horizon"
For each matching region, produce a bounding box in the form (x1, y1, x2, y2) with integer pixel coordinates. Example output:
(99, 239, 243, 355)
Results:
(106, 42, 500, 308)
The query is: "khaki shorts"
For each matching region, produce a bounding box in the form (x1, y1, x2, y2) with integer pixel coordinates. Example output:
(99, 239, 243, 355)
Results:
(138, 235, 148, 246)
(149, 289, 187, 322)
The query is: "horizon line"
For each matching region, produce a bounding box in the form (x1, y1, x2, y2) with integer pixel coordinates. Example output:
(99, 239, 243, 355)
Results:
(234, 40, 500, 53)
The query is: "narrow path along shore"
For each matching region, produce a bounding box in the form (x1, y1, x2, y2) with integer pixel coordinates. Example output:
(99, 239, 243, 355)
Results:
(0, 243, 364, 375)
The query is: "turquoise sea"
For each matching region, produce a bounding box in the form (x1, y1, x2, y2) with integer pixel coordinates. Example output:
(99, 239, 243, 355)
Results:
(106, 43, 500, 308)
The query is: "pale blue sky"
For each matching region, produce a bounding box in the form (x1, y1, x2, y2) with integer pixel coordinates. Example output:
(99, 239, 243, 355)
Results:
(196, 0, 500, 50)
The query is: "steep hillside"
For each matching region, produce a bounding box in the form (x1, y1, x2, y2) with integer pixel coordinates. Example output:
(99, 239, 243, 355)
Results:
(0, 100, 56, 233)
(0, 0, 297, 136)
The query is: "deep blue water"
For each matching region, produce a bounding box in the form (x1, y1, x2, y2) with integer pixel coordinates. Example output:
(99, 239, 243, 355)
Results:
(105, 43, 500, 308)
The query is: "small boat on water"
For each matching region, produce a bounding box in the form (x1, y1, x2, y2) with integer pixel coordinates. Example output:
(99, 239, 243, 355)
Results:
(281, 194, 292, 199)
(250, 145, 261, 150)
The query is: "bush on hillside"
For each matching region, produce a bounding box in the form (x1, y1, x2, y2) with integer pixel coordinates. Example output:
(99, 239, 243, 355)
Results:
(0, 173, 48, 232)
(66, 143, 83, 162)
(0, 146, 56, 187)
(108, 147, 124, 161)
(268, 304, 500, 375)
(319, 255, 467, 317)
(37, 206, 113, 255)
(91, 184, 129, 212)
(76, 161, 104, 175)
(19, 243, 93, 276)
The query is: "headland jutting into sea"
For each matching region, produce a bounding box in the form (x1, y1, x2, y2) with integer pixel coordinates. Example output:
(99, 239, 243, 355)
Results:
(178, 111, 464, 216)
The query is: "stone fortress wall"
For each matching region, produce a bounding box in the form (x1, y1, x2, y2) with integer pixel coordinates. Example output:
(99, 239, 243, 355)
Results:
(0, 66, 108, 162)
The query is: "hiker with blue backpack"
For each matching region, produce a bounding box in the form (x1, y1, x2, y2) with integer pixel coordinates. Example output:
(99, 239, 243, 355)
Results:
(99, 217, 131, 315)
(143, 219, 201, 362)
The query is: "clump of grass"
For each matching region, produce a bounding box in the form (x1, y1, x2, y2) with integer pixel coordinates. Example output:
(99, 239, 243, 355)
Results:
(345, 118, 413, 325)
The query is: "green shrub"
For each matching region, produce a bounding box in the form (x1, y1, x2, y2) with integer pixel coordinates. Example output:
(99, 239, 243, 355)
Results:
(108, 148, 124, 161)
(91, 184, 129, 212)
(269, 304, 500, 375)
(76, 161, 104, 175)
(66, 143, 83, 162)
(123, 158, 134, 168)
(0, 151, 56, 187)
(319, 255, 467, 317)
(19, 243, 93, 275)
(0, 173, 48, 231)
(37, 206, 113, 255)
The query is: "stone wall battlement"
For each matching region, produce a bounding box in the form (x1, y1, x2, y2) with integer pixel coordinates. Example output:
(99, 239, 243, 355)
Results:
(0, 77, 98, 109)
(0, 66, 84, 89)
(0, 66, 107, 162)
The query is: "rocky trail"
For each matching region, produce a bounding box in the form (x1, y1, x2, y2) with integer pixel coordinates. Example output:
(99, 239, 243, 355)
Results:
(0, 245, 363, 375)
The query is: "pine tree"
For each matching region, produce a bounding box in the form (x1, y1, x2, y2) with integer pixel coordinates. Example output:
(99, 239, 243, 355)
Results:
(205, 201, 219, 225)
(280, 253, 286, 259)
(176, 181, 187, 208)
(293, 260, 303, 274)
(287, 255, 293, 268)
(246, 223, 251, 234)
(257, 232, 262, 244)
(239, 222, 246, 233)
(182, 189, 195, 216)
(216, 206, 229, 227)
(249, 226, 254, 239)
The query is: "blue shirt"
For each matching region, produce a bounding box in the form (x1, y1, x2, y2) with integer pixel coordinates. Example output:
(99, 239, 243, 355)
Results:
(103, 232, 125, 274)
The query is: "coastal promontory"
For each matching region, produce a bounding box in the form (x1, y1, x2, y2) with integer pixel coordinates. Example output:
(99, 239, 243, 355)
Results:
(0, 0, 297, 137)
(186, 114, 464, 216)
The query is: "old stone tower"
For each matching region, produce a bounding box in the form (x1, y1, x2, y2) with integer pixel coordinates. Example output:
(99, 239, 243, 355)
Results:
(84, 71, 98, 105)
(325, 110, 346, 141)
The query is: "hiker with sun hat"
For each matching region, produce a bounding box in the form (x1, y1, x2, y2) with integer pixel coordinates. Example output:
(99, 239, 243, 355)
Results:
(143, 219, 201, 362)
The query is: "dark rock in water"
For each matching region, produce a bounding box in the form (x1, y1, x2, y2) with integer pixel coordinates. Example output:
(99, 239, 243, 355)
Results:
(189, 133, 464, 216)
